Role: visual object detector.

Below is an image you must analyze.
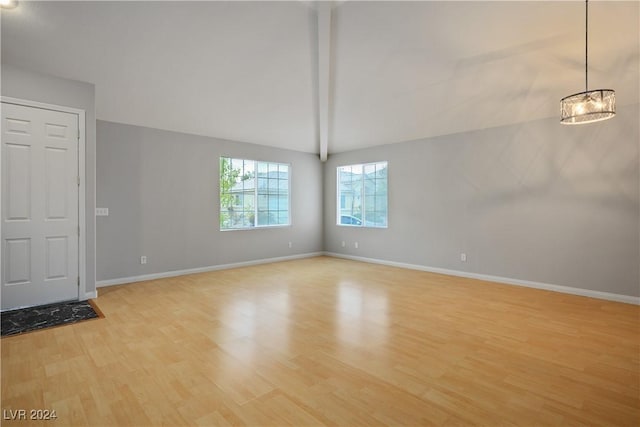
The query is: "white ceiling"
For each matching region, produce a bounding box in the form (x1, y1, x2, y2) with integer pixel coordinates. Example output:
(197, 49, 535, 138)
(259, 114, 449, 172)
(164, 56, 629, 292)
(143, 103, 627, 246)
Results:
(2, 1, 638, 155)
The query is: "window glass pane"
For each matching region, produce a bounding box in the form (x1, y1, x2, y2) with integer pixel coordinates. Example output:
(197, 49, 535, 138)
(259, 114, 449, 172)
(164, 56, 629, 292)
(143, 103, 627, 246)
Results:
(244, 194, 254, 217)
(268, 196, 278, 211)
(338, 168, 350, 184)
(269, 211, 279, 225)
(278, 211, 288, 224)
(278, 164, 289, 180)
(243, 160, 254, 178)
(257, 194, 268, 210)
(256, 161, 290, 227)
(220, 157, 242, 230)
(364, 177, 375, 196)
(337, 161, 387, 228)
(257, 211, 269, 225)
(221, 157, 290, 229)
(375, 196, 386, 212)
(364, 204, 375, 223)
(231, 158, 243, 172)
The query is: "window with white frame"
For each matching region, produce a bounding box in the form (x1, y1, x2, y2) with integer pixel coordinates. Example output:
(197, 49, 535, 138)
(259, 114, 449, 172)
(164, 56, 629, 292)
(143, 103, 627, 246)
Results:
(337, 161, 387, 228)
(220, 157, 290, 230)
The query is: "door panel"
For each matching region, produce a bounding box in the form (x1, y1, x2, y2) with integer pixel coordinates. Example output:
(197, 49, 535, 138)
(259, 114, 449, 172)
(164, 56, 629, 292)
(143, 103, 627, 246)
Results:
(2, 102, 79, 310)
(45, 236, 68, 280)
(5, 238, 30, 284)
(5, 117, 31, 135)
(45, 147, 68, 219)
(6, 143, 31, 220)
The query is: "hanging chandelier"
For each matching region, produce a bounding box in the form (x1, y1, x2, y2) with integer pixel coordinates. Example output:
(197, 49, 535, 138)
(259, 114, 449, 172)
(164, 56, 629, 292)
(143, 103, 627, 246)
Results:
(560, 0, 615, 125)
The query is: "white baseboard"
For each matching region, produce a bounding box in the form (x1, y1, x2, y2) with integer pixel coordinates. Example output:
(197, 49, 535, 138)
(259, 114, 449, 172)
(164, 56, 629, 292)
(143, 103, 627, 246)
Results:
(324, 252, 640, 305)
(95, 251, 639, 305)
(96, 252, 324, 288)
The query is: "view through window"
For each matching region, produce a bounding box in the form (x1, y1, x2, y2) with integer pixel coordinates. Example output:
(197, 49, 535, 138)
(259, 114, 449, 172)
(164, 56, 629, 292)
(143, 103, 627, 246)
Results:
(220, 157, 290, 230)
(337, 161, 388, 228)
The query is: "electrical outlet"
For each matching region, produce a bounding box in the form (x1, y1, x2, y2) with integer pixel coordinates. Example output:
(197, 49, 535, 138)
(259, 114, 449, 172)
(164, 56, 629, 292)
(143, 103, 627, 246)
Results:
(354, 242, 359, 249)
(341, 241, 346, 247)
(96, 207, 109, 216)
(288, 241, 292, 248)
(460, 253, 467, 262)
(140, 256, 147, 265)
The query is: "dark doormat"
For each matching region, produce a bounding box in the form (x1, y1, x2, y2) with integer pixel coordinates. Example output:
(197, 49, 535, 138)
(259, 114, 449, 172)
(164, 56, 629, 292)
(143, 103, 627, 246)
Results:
(1, 300, 104, 337)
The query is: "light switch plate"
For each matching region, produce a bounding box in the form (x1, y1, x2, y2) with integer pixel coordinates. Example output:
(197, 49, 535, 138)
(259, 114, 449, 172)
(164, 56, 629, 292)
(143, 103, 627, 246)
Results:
(96, 208, 109, 216)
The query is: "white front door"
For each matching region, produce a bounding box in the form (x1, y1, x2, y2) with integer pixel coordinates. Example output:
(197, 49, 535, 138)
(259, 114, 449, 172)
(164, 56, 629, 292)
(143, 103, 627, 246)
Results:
(2, 102, 79, 310)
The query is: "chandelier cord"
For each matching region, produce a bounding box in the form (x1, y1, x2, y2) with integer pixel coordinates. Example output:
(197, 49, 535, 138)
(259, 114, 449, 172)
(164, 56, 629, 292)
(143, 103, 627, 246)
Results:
(585, 0, 589, 92)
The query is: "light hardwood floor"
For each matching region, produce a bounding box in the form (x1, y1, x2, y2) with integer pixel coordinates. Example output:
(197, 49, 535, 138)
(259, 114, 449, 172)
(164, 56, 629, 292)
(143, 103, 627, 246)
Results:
(2, 256, 639, 426)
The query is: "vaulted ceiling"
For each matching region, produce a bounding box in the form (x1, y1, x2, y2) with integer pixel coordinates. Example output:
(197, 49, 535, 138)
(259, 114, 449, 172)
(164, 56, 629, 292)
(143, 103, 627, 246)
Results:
(2, 1, 638, 156)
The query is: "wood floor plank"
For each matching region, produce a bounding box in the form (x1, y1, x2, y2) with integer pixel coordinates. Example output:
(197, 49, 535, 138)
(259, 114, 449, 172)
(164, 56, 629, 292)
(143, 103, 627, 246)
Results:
(2, 256, 638, 426)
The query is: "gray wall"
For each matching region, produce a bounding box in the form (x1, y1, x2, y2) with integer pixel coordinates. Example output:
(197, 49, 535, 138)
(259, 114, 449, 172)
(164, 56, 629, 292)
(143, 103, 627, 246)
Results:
(5, 67, 635, 298)
(1, 64, 97, 297)
(325, 104, 640, 298)
(96, 120, 323, 281)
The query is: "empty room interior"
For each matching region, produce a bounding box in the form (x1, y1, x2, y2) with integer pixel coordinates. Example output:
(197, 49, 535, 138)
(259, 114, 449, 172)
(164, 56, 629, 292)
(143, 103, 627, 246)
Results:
(1, 0, 639, 426)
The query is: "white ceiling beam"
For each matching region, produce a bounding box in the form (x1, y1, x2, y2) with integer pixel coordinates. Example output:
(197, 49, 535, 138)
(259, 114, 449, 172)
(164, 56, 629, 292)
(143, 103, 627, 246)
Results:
(317, 2, 332, 162)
